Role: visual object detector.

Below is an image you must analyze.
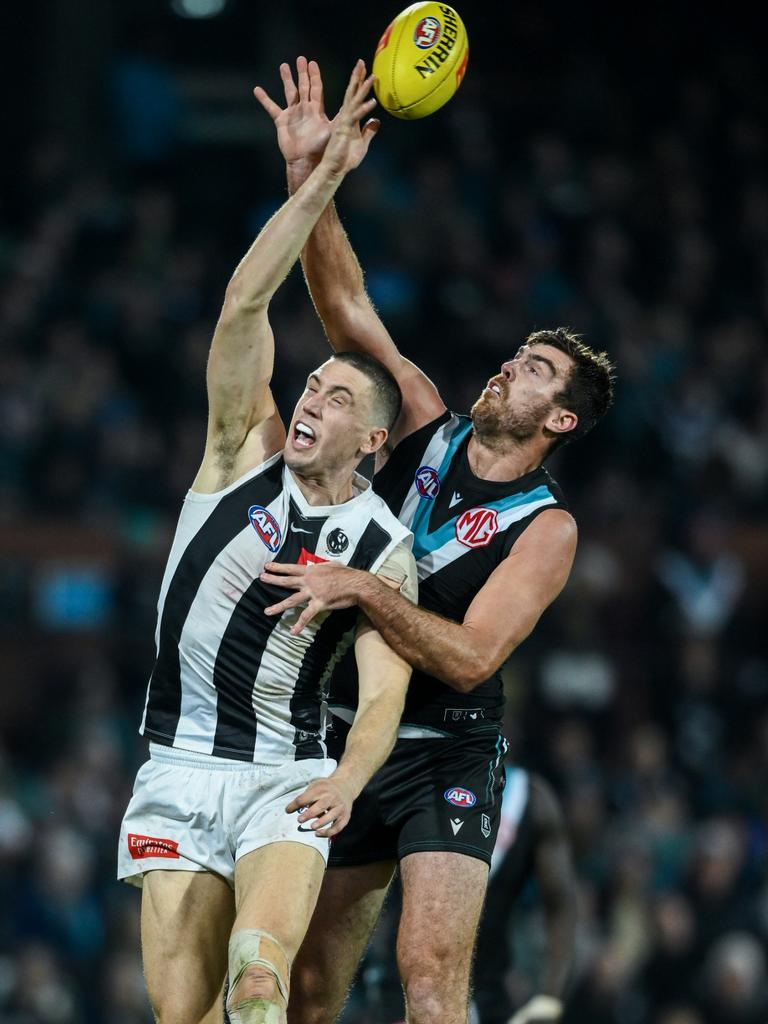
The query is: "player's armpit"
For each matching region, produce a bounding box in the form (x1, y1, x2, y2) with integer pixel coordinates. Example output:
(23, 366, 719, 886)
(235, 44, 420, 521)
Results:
(192, 406, 286, 495)
(458, 509, 577, 688)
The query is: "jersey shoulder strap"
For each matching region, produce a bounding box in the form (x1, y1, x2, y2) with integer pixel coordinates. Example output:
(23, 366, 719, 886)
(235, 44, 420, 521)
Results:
(374, 411, 464, 514)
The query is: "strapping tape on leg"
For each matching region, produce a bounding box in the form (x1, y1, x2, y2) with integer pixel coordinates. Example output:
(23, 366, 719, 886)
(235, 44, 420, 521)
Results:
(227, 928, 291, 1010)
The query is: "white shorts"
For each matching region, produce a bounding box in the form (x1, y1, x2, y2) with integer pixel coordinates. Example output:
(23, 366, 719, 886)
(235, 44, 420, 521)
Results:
(117, 743, 336, 888)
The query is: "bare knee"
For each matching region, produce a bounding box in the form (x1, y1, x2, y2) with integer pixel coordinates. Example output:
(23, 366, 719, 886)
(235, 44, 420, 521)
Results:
(287, 965, 339, 1024)
(149, 982, 219, 1024)
(400, 949, 468, 1024)
(232, 964, 282, 1004)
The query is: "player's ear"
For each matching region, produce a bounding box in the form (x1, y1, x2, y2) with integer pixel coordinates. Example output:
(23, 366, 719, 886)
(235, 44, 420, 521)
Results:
(359, 427, 388, 456)
(545, 407, 578, 437)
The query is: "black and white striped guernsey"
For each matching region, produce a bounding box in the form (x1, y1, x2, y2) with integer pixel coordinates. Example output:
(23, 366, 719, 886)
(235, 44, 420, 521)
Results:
(140, 453, 412, 763)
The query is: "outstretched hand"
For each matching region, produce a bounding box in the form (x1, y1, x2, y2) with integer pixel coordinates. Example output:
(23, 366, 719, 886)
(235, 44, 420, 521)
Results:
(254, 57, 380, 173)
(262, 561, 365, 634)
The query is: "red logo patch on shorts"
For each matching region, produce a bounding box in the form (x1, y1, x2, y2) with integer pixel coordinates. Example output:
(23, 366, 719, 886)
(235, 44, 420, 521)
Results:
(127, 833, 180, 860)
(455, 507, 499, 548)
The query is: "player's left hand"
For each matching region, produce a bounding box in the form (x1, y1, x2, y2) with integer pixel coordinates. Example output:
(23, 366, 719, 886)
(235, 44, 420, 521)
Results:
(262, 561, 364, 634)
(286, 775, 356, 838)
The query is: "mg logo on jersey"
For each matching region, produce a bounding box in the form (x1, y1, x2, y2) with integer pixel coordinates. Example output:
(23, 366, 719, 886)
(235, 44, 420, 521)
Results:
(413, 15, 442, 49)
(444, 787, 477, 808)
(455, 507, 499, 548)
(248, 505, 282, 552)
(415, 465, 440, 500)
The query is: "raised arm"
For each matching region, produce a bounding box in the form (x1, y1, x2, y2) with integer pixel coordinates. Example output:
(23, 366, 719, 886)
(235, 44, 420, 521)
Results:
(262, 508, 577, 691)
(194, 61, 379, 493)
(254, 57, 446, 449)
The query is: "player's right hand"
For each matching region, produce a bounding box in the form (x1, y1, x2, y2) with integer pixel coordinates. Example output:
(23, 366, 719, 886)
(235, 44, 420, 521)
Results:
(286, 775, 355, 838)
(254, 56, 330, 167)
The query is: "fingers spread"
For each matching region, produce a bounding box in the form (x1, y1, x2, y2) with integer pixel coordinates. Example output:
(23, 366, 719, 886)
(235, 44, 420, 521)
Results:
(253, 86, 282, 121)
(259, 572, 303, 589)
(263, 562, 305, 576)
(308, 60, 324, 111)
(264, 593, 306, 616)
(279, 62, 298, 105)
(290, 602, 321, 635)
(297, 55, 310, 102)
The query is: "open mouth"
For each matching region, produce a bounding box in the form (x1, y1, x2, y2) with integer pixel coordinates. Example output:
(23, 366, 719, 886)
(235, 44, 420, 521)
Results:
(485, 381, 503, 397)
(293, 420, 317, 449)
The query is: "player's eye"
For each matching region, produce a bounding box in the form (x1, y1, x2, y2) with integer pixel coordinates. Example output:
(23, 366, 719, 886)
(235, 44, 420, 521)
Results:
(332, 396, 346, 406)
(528, 363, 538, 375)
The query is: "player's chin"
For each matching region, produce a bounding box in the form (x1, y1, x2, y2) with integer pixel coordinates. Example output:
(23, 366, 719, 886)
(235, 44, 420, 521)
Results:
(283, 444, 318, 471)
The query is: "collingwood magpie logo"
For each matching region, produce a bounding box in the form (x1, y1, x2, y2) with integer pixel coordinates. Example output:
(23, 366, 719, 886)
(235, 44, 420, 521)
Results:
(326, 528, 349, 555)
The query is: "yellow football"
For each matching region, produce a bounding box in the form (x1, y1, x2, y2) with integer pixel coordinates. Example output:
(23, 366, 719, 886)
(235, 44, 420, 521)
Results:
(372, 3, 469, 120)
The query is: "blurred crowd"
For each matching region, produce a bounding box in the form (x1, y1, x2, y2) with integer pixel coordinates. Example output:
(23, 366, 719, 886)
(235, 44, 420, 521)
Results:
(1, 6, 767, 1023)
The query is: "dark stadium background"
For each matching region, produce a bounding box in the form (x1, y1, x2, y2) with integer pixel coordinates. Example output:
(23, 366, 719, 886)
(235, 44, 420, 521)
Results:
(1, 2, 767, 1022)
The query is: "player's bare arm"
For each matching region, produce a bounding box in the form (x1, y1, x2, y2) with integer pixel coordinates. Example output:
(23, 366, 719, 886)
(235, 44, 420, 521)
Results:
(194, 61, 379, 493)
(286, 619, 411, 838)
(262, 508, 577, 689)
(255, 56, 446, 451)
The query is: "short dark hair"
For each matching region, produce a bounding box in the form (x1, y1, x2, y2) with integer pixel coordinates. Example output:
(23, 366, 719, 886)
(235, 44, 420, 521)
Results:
(527, 327, 616, 450)
(331, 351, 402, 433)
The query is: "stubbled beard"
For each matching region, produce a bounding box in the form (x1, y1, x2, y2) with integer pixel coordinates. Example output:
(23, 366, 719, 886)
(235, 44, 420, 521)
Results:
(470, 392, 552, 444)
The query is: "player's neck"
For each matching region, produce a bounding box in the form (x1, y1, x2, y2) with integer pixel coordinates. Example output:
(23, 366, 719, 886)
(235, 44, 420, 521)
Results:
(466, 433, 544, 481)
(290, 467, 357, 507)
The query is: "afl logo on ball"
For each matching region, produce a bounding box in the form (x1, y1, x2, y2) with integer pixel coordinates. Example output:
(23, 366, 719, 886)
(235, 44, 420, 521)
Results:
(455, 507, 499, 548)
(413, 15, 442, 49)
(248, 505, 282, 553)
(415, 465, 440, 500)
(326, 528, 349, 555)
(444, 787, 477, 808)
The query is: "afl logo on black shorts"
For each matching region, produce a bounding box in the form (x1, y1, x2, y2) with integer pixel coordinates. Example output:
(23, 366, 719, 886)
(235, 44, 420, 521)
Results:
(326, 528, 349, 555)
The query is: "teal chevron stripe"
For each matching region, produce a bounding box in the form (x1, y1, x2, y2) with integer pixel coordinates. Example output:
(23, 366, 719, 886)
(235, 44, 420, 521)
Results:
(411, 418, 473, 540)
(412, 483, 555, 560)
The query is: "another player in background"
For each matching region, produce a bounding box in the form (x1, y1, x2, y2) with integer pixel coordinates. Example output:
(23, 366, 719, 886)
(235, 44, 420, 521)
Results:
(117, 66, 417, 1024)
(255, 59, 613, 1024)
(473, 768, 577, 1024)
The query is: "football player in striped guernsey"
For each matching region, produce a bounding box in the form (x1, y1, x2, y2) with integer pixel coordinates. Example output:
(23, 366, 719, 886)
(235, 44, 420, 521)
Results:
(116, 65, 419, 1024)
(255, 58, 614, 1024)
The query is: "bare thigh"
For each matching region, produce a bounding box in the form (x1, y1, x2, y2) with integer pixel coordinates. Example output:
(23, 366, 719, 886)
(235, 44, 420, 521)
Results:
(142, 869, 235, 1024)
(397, 852, 489, 1024)
(289, 861, 396, 1024)
(233, 842, 328, 958)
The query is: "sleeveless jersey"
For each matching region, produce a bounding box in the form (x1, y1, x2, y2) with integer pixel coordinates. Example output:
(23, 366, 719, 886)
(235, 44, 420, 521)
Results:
(141, 452, 412, 763)
(329, 412, 568, 737)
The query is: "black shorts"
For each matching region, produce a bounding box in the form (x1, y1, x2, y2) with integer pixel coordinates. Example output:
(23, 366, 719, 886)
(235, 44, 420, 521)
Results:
(327, 720, 508, 867)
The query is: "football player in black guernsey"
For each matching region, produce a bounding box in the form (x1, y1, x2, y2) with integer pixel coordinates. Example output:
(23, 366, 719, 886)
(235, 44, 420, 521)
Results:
(472, 768, 577, 1024)
(255, 58, 613, 1024)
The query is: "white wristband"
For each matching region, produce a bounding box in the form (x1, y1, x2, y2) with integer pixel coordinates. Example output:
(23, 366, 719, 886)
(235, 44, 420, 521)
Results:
(507, 994, 564, 1024)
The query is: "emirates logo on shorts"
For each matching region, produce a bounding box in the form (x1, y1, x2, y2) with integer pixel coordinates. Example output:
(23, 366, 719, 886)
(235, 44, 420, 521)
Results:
(127, 833, 180, 860)
(455, 507, 499, 548)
